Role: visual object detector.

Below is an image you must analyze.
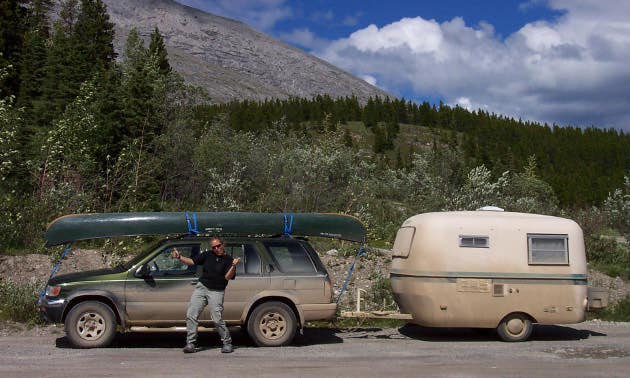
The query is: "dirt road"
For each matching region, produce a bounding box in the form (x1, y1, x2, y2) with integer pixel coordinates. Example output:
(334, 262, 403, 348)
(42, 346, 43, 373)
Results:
(1, 321, 629, 377)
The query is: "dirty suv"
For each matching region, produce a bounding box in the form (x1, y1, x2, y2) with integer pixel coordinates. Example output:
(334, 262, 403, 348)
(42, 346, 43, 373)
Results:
(40, 236, 336, 348)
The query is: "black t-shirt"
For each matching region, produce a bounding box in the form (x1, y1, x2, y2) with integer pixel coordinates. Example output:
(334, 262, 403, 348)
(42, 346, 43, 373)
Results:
(192, 251, 235, 290)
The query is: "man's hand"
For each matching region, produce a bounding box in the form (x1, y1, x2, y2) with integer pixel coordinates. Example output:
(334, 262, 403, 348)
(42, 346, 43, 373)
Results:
(231, 257, 241, 266)
(171, 247, 181, 260)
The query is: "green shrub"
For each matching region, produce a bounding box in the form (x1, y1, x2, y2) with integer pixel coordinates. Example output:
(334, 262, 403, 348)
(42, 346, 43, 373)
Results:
(586, 235, 630, 278)
(0, 280, 43, 324)
(595, 296, 630, 322)
(366, 273, 397, 311)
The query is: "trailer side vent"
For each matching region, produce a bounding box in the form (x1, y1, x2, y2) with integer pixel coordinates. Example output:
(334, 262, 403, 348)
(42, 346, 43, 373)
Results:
(493, 283, 505, 297)
(459, 235, 489, 248)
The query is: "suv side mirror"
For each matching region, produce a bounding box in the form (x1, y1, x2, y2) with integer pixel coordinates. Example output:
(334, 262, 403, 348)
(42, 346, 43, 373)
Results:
(135, 264, 151, 278)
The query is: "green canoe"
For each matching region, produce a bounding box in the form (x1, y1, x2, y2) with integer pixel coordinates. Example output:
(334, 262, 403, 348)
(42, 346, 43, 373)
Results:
(44, 212, 367, 246)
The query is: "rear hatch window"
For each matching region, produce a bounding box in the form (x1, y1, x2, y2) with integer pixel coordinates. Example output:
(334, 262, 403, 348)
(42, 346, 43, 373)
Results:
(264, 241, 317, 273)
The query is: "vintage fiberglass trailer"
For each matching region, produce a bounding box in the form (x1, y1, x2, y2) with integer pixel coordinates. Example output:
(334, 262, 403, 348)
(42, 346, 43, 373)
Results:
(390, 210, 594, 341)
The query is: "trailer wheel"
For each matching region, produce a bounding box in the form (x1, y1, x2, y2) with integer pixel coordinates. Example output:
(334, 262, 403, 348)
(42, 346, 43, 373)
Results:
(496, 313, 533, 342)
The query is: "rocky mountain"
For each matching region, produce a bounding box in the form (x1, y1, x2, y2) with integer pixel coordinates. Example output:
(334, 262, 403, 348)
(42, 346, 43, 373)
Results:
(101, 0, 390, 103)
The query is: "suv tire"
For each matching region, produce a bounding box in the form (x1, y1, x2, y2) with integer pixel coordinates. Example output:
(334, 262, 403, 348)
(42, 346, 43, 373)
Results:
(247, 301, 297, 347)
(65, 301, 117, 348)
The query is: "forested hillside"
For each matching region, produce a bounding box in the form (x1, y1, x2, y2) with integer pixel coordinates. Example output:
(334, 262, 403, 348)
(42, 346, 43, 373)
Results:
(0, 1, 628, 278)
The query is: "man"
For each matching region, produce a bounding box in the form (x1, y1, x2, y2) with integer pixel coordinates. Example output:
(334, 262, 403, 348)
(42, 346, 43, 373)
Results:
(172, 237, 240, 353)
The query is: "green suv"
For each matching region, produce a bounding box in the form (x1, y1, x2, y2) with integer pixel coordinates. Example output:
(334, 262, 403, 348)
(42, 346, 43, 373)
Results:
(39, 236, 336, 348)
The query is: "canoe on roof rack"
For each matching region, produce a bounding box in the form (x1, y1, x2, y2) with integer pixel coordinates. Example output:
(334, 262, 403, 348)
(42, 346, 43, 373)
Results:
(44, 212, 367, 246)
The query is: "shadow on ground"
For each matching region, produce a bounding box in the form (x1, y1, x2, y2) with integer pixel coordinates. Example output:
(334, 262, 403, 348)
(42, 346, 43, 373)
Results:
(399, 324, 606, 342)
(55, 326, 343, 349)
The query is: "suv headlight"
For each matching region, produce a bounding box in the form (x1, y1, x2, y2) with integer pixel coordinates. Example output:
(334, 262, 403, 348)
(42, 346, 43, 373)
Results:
(45, 285, 61, 297)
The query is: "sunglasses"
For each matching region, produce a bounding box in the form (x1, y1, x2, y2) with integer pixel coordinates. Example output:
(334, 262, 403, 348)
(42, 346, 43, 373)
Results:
(211, 243, 223, 250)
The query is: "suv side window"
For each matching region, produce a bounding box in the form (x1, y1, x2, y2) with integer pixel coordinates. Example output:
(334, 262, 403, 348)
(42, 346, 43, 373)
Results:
(225, 243, 262, 275)
(264, 241, 316, 273)
(148, 244, 199, 276)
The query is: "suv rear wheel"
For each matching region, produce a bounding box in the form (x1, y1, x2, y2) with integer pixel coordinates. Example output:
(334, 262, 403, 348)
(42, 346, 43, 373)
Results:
(247, 301, 297, 347)
(65, 301, 117, 348)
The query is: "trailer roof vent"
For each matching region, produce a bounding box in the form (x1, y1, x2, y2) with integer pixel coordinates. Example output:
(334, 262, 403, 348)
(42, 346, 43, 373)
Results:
(477, 206, 504, 212)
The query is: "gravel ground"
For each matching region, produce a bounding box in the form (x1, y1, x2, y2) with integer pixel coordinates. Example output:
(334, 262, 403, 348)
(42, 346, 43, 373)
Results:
(1, 320, 629, 377)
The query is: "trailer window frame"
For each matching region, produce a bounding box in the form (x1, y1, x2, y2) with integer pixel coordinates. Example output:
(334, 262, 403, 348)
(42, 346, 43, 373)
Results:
(527, 234, 569, 265)
(459, 235, 490, 248)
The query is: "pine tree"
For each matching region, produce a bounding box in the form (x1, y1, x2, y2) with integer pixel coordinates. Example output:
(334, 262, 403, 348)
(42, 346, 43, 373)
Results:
(38, 0, 115, 126)
(17, 0, 51, 112)
(149, 27, 171, 76)
(37, 0, 80, 124)
(74, 0, 115, 67)
(0, 0, 30, 96)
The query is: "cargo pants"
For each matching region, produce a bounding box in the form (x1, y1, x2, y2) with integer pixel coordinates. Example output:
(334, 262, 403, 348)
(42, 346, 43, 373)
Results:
(186, 282, 232, 346)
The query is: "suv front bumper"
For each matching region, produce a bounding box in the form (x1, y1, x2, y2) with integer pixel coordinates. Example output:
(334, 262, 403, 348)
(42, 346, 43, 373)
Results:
(38, 296, 66, 323)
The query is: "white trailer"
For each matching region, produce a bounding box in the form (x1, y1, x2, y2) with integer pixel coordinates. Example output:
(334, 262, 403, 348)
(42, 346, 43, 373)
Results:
(390, 210, 596, 341)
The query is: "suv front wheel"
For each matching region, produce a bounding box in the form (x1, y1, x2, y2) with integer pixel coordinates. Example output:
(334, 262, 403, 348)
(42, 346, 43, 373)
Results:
(65, 301, 117, 348)
(247, 301, 297, 347)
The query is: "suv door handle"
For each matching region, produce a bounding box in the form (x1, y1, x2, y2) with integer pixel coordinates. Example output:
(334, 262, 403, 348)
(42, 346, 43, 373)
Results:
(191, 280, 198, 285)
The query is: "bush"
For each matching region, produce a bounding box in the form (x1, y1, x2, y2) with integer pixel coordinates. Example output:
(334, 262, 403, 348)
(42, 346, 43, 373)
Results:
(586, 235, 630, 278)
(595, 296, 630, 322)
(0, 280, 43, 324)
(366, 273, 397, 311)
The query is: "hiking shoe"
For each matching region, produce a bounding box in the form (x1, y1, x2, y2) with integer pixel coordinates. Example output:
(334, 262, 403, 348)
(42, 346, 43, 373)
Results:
(221, 344, 233, 353)
(183, 343, 197, 353)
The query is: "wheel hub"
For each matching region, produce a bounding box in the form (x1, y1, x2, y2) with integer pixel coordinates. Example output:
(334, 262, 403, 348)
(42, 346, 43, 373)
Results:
(259, 312, 286, 340)
(76, 312, 106, 341)
(506, 318, 524, 335)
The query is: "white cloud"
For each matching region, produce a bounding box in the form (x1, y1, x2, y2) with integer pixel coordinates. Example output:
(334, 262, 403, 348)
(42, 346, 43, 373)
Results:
(362, 75, 377, 86)
(346, 18, 443, 54)
(314, 0, 630, 130)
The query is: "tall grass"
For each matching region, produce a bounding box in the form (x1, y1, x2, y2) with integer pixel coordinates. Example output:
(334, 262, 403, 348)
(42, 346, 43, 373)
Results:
(0, 280, 43, 324)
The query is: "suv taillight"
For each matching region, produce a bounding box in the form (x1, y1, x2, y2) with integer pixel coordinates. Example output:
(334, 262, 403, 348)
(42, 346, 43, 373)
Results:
(324, 276, 333, 302)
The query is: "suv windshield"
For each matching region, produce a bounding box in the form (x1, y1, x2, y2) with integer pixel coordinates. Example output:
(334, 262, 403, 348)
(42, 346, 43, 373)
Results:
(119, 241, 163, 270)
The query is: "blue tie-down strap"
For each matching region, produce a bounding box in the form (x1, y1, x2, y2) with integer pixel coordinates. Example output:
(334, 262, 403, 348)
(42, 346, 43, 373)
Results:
(186, 211, 199, 235)
(336, 245, 367, 304)
(283, 213, 294, 236)
(39, 243, 72, 299)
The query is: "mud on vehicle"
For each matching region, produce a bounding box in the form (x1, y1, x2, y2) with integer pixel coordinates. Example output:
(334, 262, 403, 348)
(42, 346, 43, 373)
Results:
(40, 235, 337, 348)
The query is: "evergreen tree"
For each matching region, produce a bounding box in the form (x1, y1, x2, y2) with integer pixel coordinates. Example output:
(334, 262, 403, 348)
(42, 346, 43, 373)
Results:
(74, 0, 115, 72)
(0, 0, 30, 96)
(149, 26, 171, 76)
(37, 0, 80, 124)
(17, 0, 51, 112)
(38, 0, 115, 126)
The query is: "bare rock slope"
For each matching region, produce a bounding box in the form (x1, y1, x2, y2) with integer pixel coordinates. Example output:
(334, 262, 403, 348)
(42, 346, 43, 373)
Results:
(103, 0, 390, 103)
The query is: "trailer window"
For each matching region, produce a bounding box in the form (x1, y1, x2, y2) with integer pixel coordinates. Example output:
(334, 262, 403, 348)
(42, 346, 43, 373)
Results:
(459, 235, 489, 248)
(528, 234, 569, 265)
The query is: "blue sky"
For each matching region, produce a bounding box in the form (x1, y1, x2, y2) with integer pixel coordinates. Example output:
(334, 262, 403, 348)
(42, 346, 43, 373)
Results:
(176, 1, 630, 131)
